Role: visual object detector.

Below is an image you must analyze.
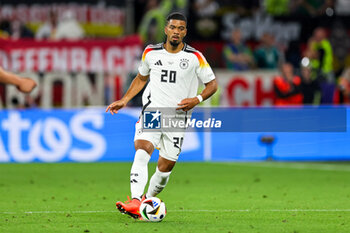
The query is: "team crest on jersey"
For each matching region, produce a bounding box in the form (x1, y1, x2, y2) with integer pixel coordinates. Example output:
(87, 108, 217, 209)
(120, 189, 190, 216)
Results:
(179, 58, 189, 69)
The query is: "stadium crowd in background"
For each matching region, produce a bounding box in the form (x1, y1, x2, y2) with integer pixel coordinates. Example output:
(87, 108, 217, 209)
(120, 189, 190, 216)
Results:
(254, 32, 283, 69)
(35, 11, 58, 40)
(0, 11, 85, 40)
(304, 28, 335, 103)
(300, 64, 319, 104)
(0, 16, 34, 39)
(0, 0, 350, 106)
(273, 63, 303, 105)
(36, 10, 85, 40)
(266, 0, 335, 16)
(223, 28, 254, 71)
(338, 68, 350, 103)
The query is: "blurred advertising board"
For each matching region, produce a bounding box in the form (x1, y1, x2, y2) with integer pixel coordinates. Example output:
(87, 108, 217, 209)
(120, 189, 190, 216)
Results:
(0, 108, 203, 162)
(187, 11, 350, 43)
(0, 36, 142, 73)
(0, 43, 278, 108)
(0, 107, 349, 163)
(187, 12, 302, 44)
(0, 2, 126, 37)
(214, 69, 278, 106)
(0, 37, 141, 109)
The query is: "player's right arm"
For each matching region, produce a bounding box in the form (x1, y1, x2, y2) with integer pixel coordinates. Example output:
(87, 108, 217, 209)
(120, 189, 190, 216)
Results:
(0, 66, 37, 93)
(105, 73, 149, 115)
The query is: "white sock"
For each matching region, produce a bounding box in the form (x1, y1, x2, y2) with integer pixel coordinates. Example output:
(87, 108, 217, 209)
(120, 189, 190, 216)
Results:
(146, 167, 171, 197)
(130, 149, 150, 200)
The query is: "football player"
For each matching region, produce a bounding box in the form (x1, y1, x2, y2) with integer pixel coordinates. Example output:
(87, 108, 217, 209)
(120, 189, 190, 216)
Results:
(106, 12, 218, 219)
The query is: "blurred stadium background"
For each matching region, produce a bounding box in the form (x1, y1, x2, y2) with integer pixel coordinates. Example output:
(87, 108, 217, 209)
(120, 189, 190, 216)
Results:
(1, 0, 350, 162)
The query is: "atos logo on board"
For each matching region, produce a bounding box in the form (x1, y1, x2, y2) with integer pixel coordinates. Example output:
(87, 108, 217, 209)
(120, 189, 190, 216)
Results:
(0, 110, 106, 162)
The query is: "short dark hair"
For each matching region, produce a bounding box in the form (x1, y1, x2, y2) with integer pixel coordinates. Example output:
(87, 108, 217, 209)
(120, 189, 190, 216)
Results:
(166, 12, 187, 25)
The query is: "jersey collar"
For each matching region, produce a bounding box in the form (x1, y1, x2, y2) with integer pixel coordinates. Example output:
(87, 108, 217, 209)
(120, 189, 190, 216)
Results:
(162, 42, 187, 52)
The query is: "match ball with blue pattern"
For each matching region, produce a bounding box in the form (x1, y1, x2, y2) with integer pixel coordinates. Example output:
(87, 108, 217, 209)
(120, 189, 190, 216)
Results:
(139, 197, 166, 222)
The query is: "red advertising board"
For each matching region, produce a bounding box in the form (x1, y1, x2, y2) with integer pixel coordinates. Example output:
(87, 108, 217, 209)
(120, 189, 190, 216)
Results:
(215, 70, 278, 106)
(0, 36, 142, 73)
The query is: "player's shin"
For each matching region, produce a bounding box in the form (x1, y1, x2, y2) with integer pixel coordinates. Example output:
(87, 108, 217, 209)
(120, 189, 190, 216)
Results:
(130, 149, 150, 200)
(146, 167, 171, 197)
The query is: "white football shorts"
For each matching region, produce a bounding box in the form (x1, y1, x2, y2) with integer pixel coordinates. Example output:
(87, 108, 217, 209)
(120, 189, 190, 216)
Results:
(134, 118, 185, 162)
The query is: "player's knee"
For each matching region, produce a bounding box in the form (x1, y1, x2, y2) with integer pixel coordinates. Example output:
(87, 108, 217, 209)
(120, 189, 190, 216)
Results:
(134, 140, 154, 155)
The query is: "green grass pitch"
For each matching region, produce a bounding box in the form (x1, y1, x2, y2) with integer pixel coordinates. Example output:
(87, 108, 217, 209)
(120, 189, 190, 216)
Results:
(1, 162, 350, 233)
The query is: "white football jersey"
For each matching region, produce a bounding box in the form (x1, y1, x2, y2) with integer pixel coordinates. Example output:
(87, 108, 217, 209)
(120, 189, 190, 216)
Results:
(138, 43, 215, 108)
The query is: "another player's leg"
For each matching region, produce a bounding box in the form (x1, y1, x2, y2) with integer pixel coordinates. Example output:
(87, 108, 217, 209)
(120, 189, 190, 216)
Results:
(146, 156, 176, 197)
(116, 139, 154, 219)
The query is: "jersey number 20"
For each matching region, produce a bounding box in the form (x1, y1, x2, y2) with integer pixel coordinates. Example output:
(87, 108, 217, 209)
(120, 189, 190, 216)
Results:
(161, 70, 176, 83)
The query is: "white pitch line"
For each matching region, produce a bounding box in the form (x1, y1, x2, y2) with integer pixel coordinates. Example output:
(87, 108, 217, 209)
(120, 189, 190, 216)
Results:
(224, 162, 350, 172)
(172, 209, 350, 212)
(1, 209, 350, 215)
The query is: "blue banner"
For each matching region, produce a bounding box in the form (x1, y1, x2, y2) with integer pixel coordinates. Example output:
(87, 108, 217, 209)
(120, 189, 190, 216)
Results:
(0, 106, 349, 162)
(202, 106, 347, 132)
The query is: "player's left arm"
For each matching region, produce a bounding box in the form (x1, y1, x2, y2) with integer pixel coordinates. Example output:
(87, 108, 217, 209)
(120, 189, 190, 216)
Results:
(177, 79, 218, 111)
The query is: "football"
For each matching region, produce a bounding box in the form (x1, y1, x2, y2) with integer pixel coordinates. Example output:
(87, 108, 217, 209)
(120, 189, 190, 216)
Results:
(139, 197, 167, 222)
